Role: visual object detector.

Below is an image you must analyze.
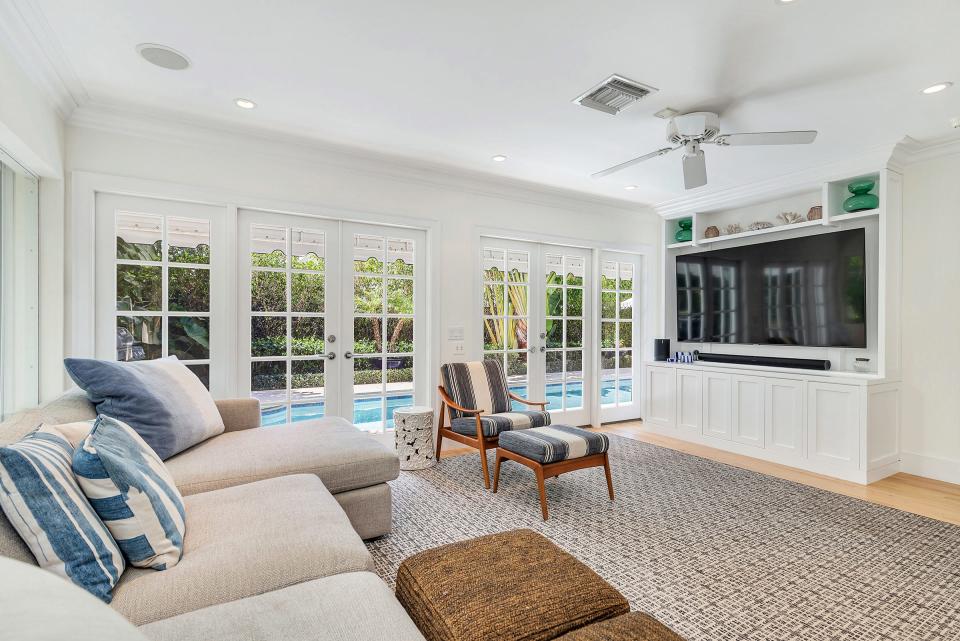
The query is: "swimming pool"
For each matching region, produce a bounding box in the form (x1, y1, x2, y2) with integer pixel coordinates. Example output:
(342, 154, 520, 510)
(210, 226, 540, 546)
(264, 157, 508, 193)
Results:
(261, 379, 633, 429)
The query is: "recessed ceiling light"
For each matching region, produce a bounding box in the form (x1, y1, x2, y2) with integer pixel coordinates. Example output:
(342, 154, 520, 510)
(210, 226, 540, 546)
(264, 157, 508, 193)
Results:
(136, 43, 190, 71)
(624, 185, 639, 190)
(491, 155, 507, 162)
(775, 0, 798, 4)
(235, 98, 257, 109)
(922, 82, 953, 95)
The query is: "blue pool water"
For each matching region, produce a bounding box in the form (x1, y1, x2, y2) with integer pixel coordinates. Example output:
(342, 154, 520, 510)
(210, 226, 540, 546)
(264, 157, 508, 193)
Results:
(261, 379, 633, 428)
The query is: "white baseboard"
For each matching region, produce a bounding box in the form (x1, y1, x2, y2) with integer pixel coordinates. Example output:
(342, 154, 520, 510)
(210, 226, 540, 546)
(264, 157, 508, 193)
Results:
(899, 451, 960, 486)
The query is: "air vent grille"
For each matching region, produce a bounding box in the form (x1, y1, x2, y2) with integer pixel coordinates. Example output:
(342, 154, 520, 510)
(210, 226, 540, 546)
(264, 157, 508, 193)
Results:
(573, 75, 658, 115)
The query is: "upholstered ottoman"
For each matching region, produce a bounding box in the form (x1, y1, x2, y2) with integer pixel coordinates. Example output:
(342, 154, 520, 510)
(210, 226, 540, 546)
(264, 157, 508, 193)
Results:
(554, 612, 687, 640)
(494, 425, 613, 520)
(395, 529, 629, 641)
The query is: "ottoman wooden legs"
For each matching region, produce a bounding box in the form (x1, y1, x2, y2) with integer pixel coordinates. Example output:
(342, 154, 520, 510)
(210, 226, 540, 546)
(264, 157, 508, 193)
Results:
(492, 449, 614, 520)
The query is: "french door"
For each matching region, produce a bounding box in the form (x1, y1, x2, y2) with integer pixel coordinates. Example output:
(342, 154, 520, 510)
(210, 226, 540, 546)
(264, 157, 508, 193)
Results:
(94, 193, 229, 395)
(239, 210, 425, 432)
(480, 238, 592, 426)
(598, 251, 643, 423)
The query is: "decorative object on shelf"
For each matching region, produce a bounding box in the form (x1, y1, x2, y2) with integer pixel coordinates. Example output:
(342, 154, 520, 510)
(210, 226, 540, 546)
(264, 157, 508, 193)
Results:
(843, 179, 879, 212)
(671, 351, 696, 364)
(807, 205, 823, 221)
(704, 225, 720, 239)
(393, 406, 436, 470)
(748, 221, 774, 231)
(777, 211, 804, 225)
(724, 223, 742, 235)
(674, 217, 693, 243)
(853, 357, 871, 373)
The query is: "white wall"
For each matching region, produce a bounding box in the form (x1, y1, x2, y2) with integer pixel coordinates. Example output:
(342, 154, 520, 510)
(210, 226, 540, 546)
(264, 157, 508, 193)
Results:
(899, 152, 960, 484)
(64, 114, 660, 402)
(0, 43, 65, 406)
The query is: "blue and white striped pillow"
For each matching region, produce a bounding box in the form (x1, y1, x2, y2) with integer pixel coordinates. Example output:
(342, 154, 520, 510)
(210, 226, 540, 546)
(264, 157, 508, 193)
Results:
(0, 426, 125, 602)
(73, 416, 185, 570)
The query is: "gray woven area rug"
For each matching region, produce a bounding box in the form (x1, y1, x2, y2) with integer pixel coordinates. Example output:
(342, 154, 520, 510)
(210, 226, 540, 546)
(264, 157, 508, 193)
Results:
(367, 434, 960, 641)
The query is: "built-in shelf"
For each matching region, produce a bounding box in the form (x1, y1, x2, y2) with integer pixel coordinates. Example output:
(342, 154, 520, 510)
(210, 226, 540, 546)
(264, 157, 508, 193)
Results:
(698, 219, 823, 245)
(666, 240, 694, 250)
(829, 209, 879, 223)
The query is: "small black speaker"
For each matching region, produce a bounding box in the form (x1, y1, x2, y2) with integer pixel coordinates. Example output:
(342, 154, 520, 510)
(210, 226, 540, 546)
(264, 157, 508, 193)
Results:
(654, 339, 670, 361)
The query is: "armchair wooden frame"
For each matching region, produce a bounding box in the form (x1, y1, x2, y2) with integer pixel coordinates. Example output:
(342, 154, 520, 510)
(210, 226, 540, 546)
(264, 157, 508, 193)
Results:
(435, 386, 548, 489)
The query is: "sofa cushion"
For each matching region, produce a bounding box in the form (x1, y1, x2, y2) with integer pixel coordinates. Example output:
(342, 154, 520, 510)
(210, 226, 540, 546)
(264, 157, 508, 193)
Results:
(0, 426, 126, 602)
(440, 360, 511, 419)
(449, 410, 551, 438)
(73, 416, 186, 570)
(64, 356, 224, 460)
(139, 571, 426, 641)
(109, 474, 373, 625)
(164, 417, 399, 496)
(0, 556, 148, 641)
(0, 389, 95, 446)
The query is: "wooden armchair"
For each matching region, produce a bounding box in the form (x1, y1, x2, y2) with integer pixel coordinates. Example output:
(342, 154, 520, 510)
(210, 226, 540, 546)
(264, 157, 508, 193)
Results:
(436, 361, 549, 488)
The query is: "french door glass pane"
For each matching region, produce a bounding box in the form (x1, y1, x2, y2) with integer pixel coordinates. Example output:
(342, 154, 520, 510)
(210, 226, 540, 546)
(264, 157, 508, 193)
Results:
(482, 245, 529, 409)
(250, 224, 327, 421)
(546, 254, 585, 411)
(351, 234, 415, 431)
(114, 211, 211, 387)
(601, 260, 635, 407)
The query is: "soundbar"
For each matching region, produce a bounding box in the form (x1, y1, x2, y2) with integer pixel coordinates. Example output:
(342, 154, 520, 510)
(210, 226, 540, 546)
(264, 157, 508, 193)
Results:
(694, 352, 831, 371)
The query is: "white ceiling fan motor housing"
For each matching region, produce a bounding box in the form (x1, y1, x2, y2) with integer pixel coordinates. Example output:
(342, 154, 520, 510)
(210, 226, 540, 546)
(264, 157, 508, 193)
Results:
(667, 111, 720, 144)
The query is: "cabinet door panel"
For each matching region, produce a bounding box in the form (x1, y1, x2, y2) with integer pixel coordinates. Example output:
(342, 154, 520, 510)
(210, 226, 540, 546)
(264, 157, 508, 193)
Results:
(702, 373, 731, 439)
(644, 366, 675, 428)
(765, 379, 805, 459)
(732, 375, 764, 447)
(676, 370, 702, 432)
(807, 382, 860, 469)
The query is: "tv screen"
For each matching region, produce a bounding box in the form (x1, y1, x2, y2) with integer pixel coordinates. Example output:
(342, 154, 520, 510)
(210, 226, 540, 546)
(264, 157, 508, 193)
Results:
(676, 229, 866, 347)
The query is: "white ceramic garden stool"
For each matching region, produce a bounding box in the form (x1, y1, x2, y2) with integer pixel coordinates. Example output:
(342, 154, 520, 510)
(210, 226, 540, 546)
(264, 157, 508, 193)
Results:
(394, 405, 436, 471)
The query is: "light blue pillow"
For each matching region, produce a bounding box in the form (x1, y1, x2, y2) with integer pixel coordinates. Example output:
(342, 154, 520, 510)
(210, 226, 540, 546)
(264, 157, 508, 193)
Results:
(73, 416, 186, 570)
(0, 426, 125, 602)
(63, 356, 224, 460)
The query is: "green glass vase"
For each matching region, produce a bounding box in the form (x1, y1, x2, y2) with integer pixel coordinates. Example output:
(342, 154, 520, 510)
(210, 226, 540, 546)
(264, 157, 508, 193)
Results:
(843, 179, 879, 213)
(674, 218, 693, 242)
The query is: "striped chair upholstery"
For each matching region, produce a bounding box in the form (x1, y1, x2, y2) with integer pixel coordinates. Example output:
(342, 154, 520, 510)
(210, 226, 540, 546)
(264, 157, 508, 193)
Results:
(498, 425, 609, 464)
(440, 360, 550, 437)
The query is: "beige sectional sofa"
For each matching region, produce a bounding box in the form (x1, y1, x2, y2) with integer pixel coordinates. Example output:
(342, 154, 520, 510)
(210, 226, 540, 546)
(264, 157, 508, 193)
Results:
(0, 390, 426, 641)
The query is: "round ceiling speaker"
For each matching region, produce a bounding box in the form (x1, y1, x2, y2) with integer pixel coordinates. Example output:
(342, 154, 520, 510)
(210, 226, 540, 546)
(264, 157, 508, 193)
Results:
(136, 43, 190, 71)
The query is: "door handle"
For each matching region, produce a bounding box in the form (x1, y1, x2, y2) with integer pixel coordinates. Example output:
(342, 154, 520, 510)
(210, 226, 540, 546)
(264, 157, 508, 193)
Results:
(322, 351, 337, 360)
(344, 352, 354, 359)
(539, 346, 546, 353)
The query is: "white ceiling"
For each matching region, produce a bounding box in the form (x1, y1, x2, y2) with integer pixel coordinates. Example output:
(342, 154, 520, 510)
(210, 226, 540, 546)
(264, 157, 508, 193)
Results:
(28, 0, 960, 205)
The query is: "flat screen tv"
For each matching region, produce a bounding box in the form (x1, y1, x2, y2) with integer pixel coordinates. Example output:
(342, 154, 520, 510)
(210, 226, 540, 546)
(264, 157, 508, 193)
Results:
(675, 228, 866, 348)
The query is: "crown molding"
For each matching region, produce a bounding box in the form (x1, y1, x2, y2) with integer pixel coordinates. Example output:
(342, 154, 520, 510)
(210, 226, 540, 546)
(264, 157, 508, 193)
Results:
(894, 133, 960, 167)
(69, 102, 653, 217)
(0, 0, 87, 118)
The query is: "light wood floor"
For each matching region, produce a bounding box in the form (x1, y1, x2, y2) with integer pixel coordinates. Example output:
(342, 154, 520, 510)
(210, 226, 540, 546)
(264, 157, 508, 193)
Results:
(437, 421, 960, 527)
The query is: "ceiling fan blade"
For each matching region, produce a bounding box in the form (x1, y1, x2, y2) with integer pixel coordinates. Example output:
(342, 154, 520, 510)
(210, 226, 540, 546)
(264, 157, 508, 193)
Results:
(682, 150, 707, 190)
(591, 147, 676, 179)
(714, 131, 817, 146)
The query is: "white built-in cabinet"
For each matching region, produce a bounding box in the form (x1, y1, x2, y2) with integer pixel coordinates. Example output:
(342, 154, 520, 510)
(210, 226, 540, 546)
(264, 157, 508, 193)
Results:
(764, 378, 804, 461)
(641, 362, 899, 484)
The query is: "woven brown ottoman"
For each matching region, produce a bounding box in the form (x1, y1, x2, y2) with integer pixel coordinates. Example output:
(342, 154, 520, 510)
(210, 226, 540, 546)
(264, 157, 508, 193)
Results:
(395, 529, 629, 641)
(554, 612, 687, 640)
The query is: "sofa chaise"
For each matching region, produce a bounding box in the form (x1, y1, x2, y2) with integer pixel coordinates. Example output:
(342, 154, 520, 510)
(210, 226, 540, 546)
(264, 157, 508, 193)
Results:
(0, 389, 421, 640)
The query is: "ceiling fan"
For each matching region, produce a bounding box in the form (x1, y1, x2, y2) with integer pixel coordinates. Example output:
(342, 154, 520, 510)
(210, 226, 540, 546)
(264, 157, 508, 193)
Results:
(592, 112, 817, 189)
